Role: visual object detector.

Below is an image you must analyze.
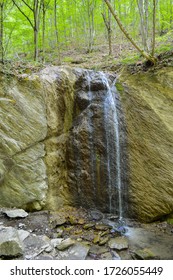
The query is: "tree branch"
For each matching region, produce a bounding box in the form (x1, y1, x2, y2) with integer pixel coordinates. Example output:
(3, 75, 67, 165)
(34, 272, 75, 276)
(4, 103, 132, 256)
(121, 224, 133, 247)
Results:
(21, 0, 33, 12)
(12, 0, 34, 29)
(103, 0, 157, 63)
(102, 12, 110, 30)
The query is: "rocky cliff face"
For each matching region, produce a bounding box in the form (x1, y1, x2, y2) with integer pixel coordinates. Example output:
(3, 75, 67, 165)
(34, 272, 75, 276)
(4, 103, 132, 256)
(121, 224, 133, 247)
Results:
(1, 66, 173, 222)
(119, 67, 173, 221)
(0, 74, 47, 210)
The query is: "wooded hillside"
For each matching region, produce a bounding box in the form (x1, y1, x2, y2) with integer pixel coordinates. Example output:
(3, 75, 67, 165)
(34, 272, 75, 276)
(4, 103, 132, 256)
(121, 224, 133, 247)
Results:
(0, 0, 172, 64)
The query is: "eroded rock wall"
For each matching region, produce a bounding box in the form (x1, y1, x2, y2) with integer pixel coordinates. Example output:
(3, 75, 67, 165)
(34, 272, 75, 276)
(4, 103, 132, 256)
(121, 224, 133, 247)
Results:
(0, 75, 47, 210)
(1, 66, 173, 222)
(119, 68, 173, 221)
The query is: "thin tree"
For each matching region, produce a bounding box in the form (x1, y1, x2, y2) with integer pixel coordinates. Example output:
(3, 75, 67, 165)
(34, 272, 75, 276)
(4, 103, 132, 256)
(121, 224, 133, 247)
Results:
(151, 0, 156, 56)
(54, 0, 61, 63)
(0, 0, 4, 63)
(82, 0, 96, 53)
(102, 0, 113, 55)
(42, 0, 51, 62)
(137, 0, 149, 52)
(12, 0, 42, 61)
(103, 0, 157, 64)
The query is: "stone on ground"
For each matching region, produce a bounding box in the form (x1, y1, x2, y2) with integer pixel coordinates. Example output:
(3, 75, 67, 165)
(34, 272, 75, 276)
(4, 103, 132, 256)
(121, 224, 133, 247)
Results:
(0, 227, 23, 257)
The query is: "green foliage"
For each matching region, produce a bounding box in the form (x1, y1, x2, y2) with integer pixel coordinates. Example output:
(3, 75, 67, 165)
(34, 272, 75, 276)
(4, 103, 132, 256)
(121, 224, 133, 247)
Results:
(121, 55, 140, 64)
(0, 0, 173, 63)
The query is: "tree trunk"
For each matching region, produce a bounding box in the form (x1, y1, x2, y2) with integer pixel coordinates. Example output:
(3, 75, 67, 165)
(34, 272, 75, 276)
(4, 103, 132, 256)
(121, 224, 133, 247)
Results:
(137, 0, 149, 52)
(87, 0, 95, 53)
(102, 0, 112, 55)
(103, 0, 157, 64)
(0, 2, 4, 63)
(54, 0, 61, 62)
(42, 0, 45, 62)
(170, 0, 173, 28)
(151, 0, 156, 56)
(33, 0, 40, 61)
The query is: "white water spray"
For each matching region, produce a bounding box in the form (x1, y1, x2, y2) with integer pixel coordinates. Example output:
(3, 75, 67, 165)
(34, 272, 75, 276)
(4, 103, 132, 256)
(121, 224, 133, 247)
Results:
(101, 73, 123, 219)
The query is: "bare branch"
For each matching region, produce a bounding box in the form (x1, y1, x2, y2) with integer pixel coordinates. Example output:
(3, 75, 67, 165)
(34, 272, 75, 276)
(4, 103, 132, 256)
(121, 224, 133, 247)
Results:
(103, 0, 157, 63)
(102, 12, 109, 30)
(21, 0, 33, 12)
(12, 0, 34, 29)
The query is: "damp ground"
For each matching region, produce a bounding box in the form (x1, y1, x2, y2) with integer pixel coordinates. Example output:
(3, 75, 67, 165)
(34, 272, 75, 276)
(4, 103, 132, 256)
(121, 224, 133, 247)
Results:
(0, 207, 173, 260)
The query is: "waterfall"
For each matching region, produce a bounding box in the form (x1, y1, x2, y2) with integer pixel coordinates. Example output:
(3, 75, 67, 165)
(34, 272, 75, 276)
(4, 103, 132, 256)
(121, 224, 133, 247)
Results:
(101, 73, 123, 220)
(67, 69, 124, 218)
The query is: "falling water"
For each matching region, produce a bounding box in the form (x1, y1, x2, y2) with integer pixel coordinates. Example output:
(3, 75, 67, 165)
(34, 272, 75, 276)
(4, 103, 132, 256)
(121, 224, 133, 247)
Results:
(101, 73, 123, 220)
(85, 70, 96, 198)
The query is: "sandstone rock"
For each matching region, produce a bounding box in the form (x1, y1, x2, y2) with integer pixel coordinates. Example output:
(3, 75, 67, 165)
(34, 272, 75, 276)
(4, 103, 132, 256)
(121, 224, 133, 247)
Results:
(89, 244, 109, 255)
(100, 252, 112, 260)
(56, 242, 89, 260)
(1, 65, 173, 222)
(23, 234, 50, 259)
(95, 224, 111, 231)
(51, 238, 63, 248)
(132, 248, 158, 260)
(0, 75, 47, 210)
(112, 250, 121, 260)
(56, 238, 75, 251)
(0, 227, 23, 257)
(120, 68, 173, 221)
(83, 223, 95, 230)
(3, 209, 28, 218)
(99, 236, 109, 245)
(108, 236, 128, 250)
(18, 230, 30, 242)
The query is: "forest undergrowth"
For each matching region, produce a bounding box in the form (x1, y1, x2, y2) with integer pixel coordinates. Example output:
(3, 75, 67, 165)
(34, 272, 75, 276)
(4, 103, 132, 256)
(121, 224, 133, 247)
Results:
(0, 30, 173, 76)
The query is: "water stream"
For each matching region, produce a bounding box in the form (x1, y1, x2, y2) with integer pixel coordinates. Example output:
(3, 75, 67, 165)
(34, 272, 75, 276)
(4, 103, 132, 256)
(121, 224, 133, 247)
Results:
(101, 73, 123, 219)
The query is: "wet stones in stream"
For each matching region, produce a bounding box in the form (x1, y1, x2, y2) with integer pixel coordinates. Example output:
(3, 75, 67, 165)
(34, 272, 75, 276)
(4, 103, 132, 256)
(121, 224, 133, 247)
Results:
(0, 206, 173, 260)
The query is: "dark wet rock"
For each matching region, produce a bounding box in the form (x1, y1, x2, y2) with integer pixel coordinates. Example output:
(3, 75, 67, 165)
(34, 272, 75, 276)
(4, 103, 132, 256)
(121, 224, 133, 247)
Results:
(108, 236, 128, 250)
(89, 210, 103, 221)
(107, 215, 119, 221)
(2, 209, 28, 218)
(0, 226, 23, 257)
(1, 208, 173, 260)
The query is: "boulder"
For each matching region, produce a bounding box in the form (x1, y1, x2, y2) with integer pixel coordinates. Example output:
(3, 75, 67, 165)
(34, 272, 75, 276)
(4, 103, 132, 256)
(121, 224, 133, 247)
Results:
(0, 227, 23, 257)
